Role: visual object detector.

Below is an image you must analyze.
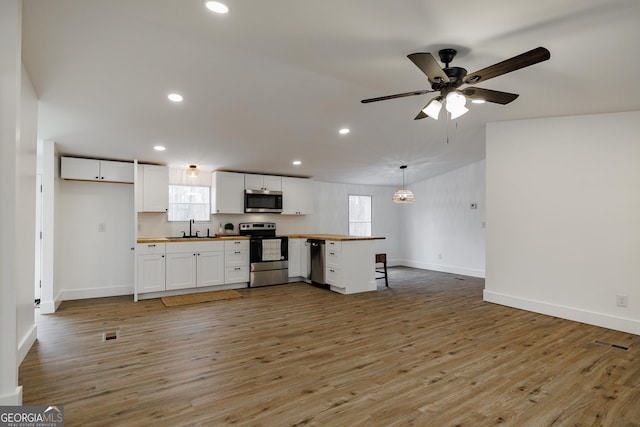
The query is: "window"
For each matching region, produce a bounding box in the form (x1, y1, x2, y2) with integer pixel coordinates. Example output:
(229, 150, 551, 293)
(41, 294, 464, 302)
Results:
(168, 185, 210, 222)
(348, 195, 372, 237)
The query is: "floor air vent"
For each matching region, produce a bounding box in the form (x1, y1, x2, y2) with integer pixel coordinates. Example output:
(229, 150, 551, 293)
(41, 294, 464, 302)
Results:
(594, 340, 629, 351)
(102, 331, 119, 342)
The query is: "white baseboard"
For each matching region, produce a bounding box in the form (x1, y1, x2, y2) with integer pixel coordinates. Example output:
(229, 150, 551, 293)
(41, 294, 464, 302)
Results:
(17, 324, 37, 365)
(137, 282, 247, 300)
(484, 289, 640, 336)
(0, 386, 22, 405)
(39, 290, 63, 314)
(395, 259, 485, 278)
(60, 285, 134, 301)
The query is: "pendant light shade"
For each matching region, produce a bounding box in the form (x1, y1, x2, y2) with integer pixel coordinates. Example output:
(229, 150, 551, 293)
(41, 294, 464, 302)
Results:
(392, 165, 415, 203)
(187, 165, 200, 178)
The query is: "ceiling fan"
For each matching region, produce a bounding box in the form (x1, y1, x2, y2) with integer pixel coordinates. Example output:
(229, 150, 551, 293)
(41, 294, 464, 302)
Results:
(361, 47, 550, 120)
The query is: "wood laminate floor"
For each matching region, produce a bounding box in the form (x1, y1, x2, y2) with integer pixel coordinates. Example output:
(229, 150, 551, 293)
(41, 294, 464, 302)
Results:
(20, 268, 640, 426)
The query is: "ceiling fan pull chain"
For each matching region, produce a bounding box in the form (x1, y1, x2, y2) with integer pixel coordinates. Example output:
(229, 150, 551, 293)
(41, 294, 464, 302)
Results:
(446, 113, 450, 144)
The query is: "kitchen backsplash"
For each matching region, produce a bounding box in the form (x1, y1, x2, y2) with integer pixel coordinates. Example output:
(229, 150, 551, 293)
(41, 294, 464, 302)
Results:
(137, 212, 314, 238)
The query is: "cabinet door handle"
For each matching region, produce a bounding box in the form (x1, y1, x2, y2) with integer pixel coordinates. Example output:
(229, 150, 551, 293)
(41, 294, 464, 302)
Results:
(234, 267, 241, 270)
(148, 244, 156, 247)
(234, 251, 241, 254)
(161, 255, 165, 258)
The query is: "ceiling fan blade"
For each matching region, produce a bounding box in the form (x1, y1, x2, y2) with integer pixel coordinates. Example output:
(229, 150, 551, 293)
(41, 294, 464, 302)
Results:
(361, 89, 434, 104)
(414, 110, 428, 120)
(463, 47, 550, 85)
(461, 87, 519, 104)
(407, 53, 450, 84)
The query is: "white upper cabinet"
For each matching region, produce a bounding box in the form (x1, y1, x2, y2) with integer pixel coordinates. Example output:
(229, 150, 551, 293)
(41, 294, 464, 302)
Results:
(281, 177, 313, 215)
(141, 164, 168, 212)
(211, 171, 245, 214)
(244, 174, 282, 191)
(100, 160, 135, 182)
(61, 157, 133, 183)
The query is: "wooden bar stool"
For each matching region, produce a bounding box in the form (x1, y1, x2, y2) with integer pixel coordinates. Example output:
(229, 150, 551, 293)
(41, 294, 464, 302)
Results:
(375, 253, 389, 287)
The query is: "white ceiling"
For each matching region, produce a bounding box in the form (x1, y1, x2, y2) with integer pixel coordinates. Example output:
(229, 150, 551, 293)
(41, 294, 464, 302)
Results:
(21, 0, 640, 186)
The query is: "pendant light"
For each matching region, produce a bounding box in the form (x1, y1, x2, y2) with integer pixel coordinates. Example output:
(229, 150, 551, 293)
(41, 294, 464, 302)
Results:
(392, 165, 415, 203)
(187, 165, 200, 178)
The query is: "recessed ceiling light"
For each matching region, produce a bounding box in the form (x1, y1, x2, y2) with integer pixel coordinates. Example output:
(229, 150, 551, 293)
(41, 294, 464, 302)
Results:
(339, 128, 350, 135)
(153, 145, 166, 151)
(167, 93, 183, 103)
(204, 1, 229, 14)
(292, 160, 302, 166)
(471, 99, 486, 104)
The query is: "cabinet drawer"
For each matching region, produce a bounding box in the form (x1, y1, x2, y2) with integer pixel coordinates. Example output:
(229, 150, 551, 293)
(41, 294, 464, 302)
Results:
(225, 249, 249, 267)
(325, 249, 342, 268)
(137, 243, 166, 255)
(325, 266, 342, 286)
(224, 240, 249, 250)
(225, 266, 249, 284)
(326, 240, 342, 252)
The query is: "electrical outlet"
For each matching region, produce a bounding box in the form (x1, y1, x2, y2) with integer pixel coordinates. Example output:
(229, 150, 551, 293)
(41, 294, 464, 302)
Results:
(438, 253, 442, 260)
(98, 223, 106, 232)
(616, 294, 628, 307)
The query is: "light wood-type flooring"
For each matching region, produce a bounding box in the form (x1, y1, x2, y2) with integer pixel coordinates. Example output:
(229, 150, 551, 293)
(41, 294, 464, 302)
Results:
(20, 267, 640, 426)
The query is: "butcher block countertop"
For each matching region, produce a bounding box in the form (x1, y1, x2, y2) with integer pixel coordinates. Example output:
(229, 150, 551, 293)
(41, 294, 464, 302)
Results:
(137, 236, 249, 243)
(285, 234, 385, 241)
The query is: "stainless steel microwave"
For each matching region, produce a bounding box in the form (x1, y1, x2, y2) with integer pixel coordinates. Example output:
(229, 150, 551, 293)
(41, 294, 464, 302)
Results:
(244, 190, 283, 213)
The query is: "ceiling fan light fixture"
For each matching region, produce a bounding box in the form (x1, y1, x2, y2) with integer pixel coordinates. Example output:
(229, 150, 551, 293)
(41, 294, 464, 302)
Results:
(445, 92, 468, 119)
(392, 165, 415, 204)
(423, 98, 442, 120)
(187, 165, 200, 178)
(448, 105, 469, 119)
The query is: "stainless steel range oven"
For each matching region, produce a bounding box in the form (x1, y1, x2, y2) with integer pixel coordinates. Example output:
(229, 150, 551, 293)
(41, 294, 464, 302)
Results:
(239, 222, 288, 287)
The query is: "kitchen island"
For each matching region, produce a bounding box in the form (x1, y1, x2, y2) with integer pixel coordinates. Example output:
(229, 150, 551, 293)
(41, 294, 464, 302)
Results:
(286, 234, 385, 295)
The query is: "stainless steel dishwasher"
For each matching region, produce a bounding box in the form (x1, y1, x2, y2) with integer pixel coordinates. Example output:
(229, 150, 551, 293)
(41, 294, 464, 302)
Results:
(307, 239, 325, 284)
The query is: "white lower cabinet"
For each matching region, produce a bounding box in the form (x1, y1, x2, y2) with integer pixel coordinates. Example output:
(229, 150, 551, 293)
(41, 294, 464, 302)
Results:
(137, 243, 166, 293)
(136, 239, 249, 298)
(224, 240, 249, 284)
(288, 238, 309, 279)
(166, 252, 198, 290)
(197, 251, 225, 287)
(165, 241, 224, 290)
(324, 240, 376, 294)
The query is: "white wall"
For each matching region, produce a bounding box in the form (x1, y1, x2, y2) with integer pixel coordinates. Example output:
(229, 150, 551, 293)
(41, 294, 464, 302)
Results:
(137, 179, 401, 263)
(0, 0, 36, 405)
(57, 180, 135, 299)
(16, 65, 38, 363)
(485, 111, 640, 335)
(400, 160, 486, 277)
(40, 140, 62, 313)
(309, 181, 401, 262)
